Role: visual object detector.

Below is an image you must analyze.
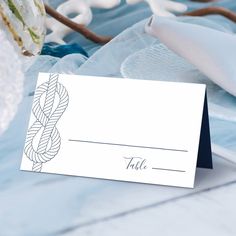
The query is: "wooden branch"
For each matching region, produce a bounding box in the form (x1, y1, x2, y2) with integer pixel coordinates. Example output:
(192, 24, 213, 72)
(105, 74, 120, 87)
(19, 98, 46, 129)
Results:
(190, 0, 217, 2)
(183, 6, 236, 23)
(44, 4, 112, 44)
(44, 3, 236, 45)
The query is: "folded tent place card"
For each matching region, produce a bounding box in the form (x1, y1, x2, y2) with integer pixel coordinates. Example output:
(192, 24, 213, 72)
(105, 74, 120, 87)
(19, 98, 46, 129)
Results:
(21, 73, 212, 188)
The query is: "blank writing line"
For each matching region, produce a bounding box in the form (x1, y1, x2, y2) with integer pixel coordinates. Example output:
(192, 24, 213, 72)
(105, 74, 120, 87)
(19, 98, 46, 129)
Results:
(152, 167, 186, 173)
(68, 139, 188, 153)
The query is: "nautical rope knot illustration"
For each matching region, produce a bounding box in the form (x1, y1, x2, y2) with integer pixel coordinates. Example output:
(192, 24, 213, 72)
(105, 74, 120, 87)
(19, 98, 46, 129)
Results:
(24, 74, 69, 172)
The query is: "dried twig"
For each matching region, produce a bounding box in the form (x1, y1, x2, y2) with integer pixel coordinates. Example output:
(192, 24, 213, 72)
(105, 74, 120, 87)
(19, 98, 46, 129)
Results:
(44, 3, 236, 45)
(190, 0, 217, 2)
(183, 6, 236, 23)
(44, 4, 112, 44)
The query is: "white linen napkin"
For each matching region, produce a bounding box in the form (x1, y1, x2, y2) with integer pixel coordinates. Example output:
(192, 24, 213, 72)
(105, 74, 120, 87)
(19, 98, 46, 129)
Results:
(145, 15, 236, 97)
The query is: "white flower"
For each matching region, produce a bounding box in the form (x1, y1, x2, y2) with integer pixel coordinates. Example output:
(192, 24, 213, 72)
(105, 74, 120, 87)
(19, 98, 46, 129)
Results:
(0, 29, 24, 135)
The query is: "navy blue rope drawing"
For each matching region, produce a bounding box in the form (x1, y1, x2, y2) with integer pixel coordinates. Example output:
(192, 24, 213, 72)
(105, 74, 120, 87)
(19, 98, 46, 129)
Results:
(24, 73, 69, 172)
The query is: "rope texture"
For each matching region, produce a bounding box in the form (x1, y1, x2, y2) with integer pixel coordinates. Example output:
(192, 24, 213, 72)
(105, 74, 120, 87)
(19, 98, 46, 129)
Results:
(24, 74, 69, 172)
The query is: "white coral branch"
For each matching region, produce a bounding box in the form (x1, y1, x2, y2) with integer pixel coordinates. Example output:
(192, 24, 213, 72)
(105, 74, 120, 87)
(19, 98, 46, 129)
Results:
(45, 0, 187, 44)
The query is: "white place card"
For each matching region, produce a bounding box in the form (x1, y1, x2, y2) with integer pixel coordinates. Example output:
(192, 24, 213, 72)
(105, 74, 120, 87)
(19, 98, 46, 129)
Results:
(21, 73, 212, 188)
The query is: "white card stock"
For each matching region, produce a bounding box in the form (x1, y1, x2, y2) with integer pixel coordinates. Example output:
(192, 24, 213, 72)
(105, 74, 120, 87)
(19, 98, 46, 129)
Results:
(21, 73, 212, 188)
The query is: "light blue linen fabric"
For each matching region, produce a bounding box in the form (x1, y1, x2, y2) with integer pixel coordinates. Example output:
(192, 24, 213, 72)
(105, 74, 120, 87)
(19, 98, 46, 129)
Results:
(0, 0, 236, 235)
